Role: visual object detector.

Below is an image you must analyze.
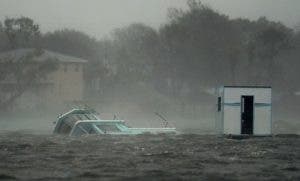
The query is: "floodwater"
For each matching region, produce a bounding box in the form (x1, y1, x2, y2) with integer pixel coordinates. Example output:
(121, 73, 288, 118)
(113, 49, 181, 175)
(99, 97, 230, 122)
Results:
(0, 132, 299, 180)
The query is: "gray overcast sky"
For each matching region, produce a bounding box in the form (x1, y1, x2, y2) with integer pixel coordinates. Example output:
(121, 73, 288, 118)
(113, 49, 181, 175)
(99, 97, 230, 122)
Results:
(0, 0, 300, 39)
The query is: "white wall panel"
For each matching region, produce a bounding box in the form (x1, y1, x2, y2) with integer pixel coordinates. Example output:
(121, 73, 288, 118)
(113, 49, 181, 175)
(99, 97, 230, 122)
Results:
(218, 86, 272, 135)
(223, 106, 240, 134)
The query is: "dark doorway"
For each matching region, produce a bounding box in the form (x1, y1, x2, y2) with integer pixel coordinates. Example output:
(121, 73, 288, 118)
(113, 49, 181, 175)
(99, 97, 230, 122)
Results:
(241, 96, 254, 134)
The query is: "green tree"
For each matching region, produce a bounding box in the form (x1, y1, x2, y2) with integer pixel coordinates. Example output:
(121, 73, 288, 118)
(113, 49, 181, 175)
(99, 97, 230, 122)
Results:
(160, 0, 240, 99)
(41, 29, 99, 60)
(3, 17, 40, 49)
(111, 23, 161, 83)
(0, 22, 10, 52)
(246, 17, 292, 84)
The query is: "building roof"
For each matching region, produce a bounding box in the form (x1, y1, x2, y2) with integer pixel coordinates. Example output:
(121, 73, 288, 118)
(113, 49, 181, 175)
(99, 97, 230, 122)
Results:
(0, 48, 88, 63)
(223, 86, 271, 88)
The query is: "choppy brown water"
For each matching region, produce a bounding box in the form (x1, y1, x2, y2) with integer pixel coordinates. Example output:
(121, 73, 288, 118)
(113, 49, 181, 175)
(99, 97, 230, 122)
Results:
(0, 132, 299, 181)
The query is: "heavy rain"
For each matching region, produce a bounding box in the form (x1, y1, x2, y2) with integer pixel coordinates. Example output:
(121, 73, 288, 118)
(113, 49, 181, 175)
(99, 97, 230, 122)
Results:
(0, 0, 299, 180)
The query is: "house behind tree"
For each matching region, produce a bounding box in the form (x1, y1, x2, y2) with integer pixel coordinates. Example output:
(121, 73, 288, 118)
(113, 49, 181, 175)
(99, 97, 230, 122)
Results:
(0, 48, 88, 111)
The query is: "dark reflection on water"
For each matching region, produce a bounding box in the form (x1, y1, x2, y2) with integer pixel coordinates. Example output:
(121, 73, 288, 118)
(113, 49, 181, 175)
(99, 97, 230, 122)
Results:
(0, 131, 299, 180)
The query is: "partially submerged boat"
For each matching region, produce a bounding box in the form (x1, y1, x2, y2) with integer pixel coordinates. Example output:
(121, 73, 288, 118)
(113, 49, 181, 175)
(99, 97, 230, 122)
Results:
(53, 109, 177, 136)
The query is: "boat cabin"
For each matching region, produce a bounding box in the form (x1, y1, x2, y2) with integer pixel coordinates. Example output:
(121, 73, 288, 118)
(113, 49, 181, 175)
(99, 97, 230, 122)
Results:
(53, 109, 177, 136)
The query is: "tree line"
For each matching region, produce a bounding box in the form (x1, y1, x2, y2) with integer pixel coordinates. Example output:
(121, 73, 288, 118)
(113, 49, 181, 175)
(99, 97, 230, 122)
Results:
(1, 0, 300, 108)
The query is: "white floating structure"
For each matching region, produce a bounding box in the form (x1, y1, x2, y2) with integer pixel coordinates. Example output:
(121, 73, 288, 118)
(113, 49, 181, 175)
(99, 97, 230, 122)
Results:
(216, 86, 272, 135)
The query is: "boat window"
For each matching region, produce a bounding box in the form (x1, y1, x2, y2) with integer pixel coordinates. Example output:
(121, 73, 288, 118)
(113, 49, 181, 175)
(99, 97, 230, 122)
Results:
(72, 125, 88, 136)
(78, 122, 97, 134)
(56, 116, 77, 134)
(75, 115, 83, 120)
(96, 124, 121, 133)
(73, 114, 97, 120)
(58, 121, 72, 134)
(85, 114, 97, 120)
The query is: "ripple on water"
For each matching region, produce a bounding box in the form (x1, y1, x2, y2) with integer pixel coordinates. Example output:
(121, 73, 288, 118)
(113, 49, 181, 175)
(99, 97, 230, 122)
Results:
(0, 132, 299, 180)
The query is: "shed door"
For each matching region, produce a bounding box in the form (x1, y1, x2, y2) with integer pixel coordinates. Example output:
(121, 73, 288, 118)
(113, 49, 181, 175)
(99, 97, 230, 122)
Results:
(241, 96, 254, 134)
